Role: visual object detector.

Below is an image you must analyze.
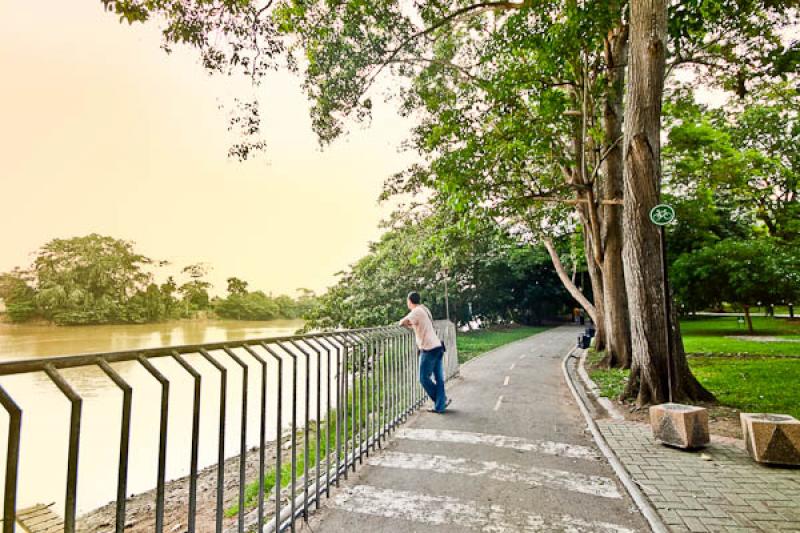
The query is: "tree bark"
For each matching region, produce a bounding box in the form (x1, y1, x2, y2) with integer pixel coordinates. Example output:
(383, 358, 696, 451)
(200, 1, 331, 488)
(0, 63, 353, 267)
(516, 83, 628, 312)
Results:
(600, 21, 632, 369)
(543, 238, 598, 324)
(583, 227, 607, 351)
(621, 0, 713, 404)
(744, 305, 754, 334)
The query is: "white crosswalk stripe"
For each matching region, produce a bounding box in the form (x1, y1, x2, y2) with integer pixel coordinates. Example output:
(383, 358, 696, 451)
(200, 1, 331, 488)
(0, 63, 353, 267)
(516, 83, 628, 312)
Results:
(367, 451, 622, 499)
(333, 484, 636, 533)
(396, 428, 600, 460)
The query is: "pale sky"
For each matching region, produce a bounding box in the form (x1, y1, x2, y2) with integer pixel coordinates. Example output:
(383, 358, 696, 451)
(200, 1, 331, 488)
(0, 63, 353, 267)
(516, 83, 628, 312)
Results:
(0, 1, 414, 296)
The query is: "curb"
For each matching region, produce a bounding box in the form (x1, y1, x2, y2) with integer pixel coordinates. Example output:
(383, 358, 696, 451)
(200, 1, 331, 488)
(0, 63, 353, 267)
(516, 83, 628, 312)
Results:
(576, 349, 624, 420)
(561, 348, 669, 533)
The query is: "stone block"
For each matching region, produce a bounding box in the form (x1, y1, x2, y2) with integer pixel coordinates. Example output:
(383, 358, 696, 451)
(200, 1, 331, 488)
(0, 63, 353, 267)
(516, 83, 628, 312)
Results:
(650, 403, 710, 449)
(740, 413, 800, 466)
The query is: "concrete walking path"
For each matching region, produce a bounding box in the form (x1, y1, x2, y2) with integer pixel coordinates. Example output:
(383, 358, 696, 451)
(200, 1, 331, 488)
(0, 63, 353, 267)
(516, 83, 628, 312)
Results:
(306, 326, 649, 532)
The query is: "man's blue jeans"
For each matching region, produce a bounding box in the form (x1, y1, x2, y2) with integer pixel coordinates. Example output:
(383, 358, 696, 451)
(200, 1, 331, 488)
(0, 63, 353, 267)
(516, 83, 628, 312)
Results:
(419, 345, 447, 412)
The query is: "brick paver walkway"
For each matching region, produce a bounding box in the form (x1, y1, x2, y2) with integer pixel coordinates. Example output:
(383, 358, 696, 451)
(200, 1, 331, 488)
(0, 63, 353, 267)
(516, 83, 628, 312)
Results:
(598, 419, 800, 532)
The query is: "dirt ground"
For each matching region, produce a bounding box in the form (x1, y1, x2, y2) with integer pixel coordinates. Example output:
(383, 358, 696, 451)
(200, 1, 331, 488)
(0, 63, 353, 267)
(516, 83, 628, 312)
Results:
(78, 434, 297, 533)
(608, 399, 744, 440)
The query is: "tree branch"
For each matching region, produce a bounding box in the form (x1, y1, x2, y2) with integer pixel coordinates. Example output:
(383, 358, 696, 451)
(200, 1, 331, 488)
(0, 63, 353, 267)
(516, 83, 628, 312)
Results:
(543, 237, 597, 322)
(360, 1, 525, 94)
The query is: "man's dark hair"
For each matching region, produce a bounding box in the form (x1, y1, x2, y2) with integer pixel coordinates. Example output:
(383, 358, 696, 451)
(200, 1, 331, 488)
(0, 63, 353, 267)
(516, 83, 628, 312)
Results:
(407, 291, 421, 304)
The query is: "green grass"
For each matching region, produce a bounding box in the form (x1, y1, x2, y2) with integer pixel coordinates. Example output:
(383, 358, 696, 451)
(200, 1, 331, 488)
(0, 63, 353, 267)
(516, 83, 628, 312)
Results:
(587, 355, 800, 418)
(586, 349, 629, 398)
(715, 304, 794, 315)
(456, 325, 551, 364)
(681, 316, 800, 336)
(681, 316, 800, 357)
(586, 318, 800, 418)
(688, 356, 800, 419)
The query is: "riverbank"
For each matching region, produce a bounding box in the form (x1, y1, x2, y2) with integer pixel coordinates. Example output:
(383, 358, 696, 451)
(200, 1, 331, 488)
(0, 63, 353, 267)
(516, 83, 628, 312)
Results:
(79, 433, 295, 532)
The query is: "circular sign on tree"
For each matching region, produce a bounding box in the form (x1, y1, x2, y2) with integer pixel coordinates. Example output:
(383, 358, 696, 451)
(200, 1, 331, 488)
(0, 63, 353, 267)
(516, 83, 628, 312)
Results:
(649, 204, 676, 226)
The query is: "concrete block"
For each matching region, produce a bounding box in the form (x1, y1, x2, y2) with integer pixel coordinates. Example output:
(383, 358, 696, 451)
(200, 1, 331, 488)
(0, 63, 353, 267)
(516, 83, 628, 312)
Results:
(650, 403, 710, 449)
(740, 413, 800, 466)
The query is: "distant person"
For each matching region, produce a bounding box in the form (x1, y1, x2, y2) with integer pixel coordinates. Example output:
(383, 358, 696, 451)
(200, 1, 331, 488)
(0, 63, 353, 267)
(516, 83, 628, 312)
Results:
(399, 291, 451, 413)
(579, 309, 585, 325)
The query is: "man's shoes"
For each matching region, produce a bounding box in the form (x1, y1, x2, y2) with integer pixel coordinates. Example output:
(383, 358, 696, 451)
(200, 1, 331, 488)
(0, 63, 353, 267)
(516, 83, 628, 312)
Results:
(427, 398, 452, 414)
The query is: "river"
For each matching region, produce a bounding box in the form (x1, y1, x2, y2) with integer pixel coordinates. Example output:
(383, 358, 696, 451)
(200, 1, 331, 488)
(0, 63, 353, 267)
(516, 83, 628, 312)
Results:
(0, 319, 342, 518)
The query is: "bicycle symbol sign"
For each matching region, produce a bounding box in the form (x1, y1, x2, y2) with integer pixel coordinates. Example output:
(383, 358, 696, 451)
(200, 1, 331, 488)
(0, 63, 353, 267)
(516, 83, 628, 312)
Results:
(649, 204, 675, 226)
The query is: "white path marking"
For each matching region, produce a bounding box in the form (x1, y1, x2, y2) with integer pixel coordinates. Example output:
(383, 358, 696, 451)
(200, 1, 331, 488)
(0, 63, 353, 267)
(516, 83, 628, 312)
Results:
(396, 428, 599, 460)
(509, 363, 516, 370)
(494, 395, 504, 411)
(334, 485, 635, 533)
(367, 451, 622, 499)
(519, 353, 526, 360)
(503, 375, 510, 386)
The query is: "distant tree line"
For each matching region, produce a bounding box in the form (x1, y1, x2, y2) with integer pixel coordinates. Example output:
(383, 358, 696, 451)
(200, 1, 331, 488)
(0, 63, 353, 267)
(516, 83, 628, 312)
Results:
(302, 211, 574, 331)
(0, 234, 315, 325)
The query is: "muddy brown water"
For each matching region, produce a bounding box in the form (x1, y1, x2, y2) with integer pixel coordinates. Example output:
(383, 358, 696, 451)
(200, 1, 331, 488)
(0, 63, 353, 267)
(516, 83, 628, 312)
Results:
(0, 319, 341, 520)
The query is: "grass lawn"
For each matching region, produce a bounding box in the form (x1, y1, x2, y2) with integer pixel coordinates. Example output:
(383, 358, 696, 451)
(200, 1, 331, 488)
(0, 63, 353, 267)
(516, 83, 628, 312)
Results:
(457, 325, 550, 364)
(689, 356, 800, 419)
(681, 316, 800, 357)
(587, 316, 800, 420)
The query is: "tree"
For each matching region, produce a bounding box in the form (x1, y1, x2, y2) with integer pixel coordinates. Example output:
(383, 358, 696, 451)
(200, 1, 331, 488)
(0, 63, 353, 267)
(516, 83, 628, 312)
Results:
(226, 277, 249, 296)
(672, 239, 800, 333)
(665, 84, 800, 243)
(100, 0, 796, 400)
(179, 263, 212, 314)
(0, 270, 37, 322)
(160, 276, 180, 319)
(30, 234, 155, 324)
(303, 208, 571, 331)
(621, 0, 712, 404)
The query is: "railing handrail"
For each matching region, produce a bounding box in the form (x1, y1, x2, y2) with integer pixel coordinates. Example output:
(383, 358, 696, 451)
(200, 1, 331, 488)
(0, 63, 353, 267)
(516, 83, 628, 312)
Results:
(0, 324, 415, 376)
(0, 320, 459, 533)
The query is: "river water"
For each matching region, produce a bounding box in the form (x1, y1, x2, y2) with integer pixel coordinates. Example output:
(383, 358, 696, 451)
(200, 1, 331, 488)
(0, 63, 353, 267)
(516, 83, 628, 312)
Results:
(0, 319, 343, 517)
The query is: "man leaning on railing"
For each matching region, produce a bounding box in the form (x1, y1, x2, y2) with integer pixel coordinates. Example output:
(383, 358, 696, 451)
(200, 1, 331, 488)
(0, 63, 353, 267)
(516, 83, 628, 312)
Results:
(398, 291, 452, 414)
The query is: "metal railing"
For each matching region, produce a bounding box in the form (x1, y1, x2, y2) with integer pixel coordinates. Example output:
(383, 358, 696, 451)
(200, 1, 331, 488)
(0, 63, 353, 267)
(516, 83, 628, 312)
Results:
(0, 321, 458, 533)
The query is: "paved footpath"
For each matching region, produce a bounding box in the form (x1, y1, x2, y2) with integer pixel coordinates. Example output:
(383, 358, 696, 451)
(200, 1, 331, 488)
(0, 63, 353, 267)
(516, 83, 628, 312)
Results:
(598, 420, 800, 532)
(306, 326, 649, 532)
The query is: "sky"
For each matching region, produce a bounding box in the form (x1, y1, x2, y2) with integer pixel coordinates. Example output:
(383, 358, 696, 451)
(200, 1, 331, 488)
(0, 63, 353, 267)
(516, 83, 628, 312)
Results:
(0, 1, 414, 296)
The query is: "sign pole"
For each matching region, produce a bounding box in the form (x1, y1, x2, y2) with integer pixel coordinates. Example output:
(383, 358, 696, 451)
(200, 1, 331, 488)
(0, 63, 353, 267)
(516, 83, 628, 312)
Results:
(659, 225, 674, 403)
(650, 204, 676, 403)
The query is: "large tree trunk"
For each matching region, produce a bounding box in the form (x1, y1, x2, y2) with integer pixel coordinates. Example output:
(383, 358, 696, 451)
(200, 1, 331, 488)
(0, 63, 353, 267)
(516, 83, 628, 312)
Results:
(743, 305, 754, 334)
(621, 0, 713, 404)
(600, 21, 632, 369)
(583, 229, 607, 351)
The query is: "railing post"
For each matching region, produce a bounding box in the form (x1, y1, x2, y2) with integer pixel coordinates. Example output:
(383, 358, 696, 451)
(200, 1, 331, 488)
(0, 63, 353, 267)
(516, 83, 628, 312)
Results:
(260, 343, 285, 532)
(198, 349, 227, 533)
(97, 359, 134, 533)
(135, 356, 169, 533)
(241, 344, 268, 533)
(222, 347, 249, 533)
(0, 384, 21, 533)
(276, 342, 299, 533)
